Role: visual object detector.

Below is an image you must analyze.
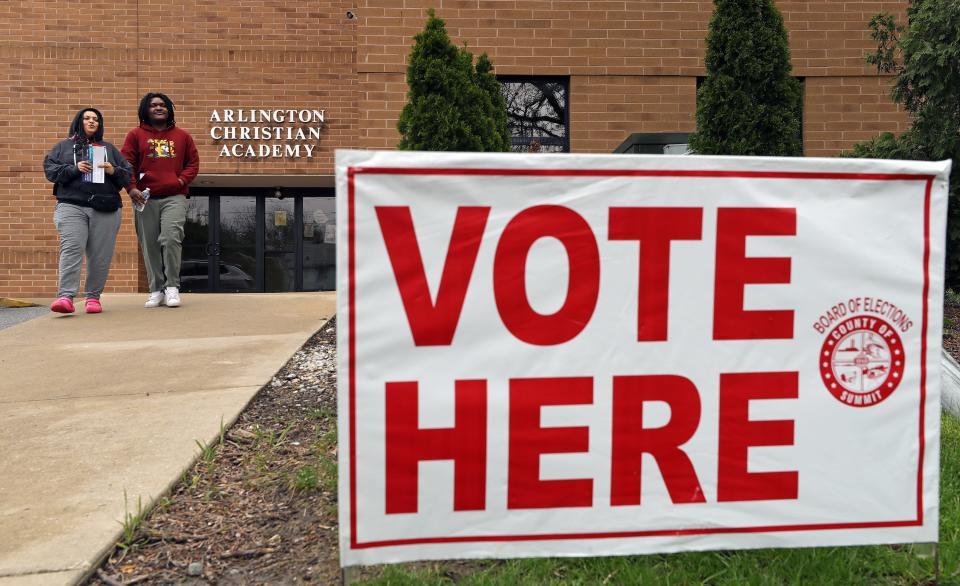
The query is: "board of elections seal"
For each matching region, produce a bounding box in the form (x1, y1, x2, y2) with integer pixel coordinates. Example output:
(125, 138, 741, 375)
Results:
(819, 316, 905, 407)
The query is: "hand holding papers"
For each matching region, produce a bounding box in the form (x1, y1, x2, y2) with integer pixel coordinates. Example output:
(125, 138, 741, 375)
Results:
(81, 146, 107, 184)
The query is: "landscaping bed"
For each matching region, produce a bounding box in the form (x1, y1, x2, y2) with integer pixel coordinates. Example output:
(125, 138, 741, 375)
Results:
(89, 312, 960, 585)
(90, 321, 340, 585)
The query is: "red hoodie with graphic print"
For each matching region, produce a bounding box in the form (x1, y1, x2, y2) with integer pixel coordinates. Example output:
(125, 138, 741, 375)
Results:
(121, 123, 200, 197)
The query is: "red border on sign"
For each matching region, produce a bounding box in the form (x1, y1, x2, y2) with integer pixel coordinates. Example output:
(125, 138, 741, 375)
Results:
(346, 167, 936, 550)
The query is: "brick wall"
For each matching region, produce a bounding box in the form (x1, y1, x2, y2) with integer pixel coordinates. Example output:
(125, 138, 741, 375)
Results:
(804, 77, 910, 156)
(0, 1, 357, 297)
(0, 45, 142, 298)
(571, 76, 697, 153)
(359, 0, 907, 75)
(357, 1, 908, 157)
(357, 72, 406, 149)
(0, 1, 911, 297)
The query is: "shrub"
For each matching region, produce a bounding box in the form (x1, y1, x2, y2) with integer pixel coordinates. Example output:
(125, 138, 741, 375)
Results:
(397, 9, 509, 152)
(689, 0, 803, 157)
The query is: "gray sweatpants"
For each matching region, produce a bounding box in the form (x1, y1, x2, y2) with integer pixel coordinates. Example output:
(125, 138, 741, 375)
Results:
(53, 202, 122, 299)
(134, 194, 186, 292)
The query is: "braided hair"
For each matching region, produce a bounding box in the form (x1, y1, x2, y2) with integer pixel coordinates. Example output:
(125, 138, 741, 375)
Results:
(137, 92, 176, 127)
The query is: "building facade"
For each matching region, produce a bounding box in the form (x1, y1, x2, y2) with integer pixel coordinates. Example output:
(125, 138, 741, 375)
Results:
(0, 0, 909, 297)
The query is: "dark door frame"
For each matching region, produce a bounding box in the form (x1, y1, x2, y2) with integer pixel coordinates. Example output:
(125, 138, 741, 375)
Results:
(187, 186, 335, 293)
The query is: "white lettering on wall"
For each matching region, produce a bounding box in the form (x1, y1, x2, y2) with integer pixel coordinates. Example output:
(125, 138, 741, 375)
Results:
(218, 143, 320, 158)
(209, 108, 327, 158)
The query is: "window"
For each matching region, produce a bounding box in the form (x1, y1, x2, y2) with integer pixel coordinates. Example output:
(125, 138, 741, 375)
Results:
(498, 77, 569, 153)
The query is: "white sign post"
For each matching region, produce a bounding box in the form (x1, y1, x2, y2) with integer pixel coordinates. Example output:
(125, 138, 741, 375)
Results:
(336, 150, 951, 567)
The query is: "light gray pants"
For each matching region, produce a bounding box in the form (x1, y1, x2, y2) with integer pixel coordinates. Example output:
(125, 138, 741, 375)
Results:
(53, 202, 122, 299)
(134, 194, 186, 292)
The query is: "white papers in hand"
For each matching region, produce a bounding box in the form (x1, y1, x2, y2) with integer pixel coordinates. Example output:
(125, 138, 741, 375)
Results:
(91, 146, 106, 183)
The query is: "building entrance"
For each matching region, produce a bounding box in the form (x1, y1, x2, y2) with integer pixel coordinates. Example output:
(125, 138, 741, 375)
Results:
(181, 188, 336, 292)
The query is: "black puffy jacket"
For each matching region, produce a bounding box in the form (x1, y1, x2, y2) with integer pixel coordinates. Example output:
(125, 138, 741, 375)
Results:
(43, 110, 132, 209)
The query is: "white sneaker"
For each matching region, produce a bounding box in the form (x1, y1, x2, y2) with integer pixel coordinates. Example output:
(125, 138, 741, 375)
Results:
(164, 286, 181, 308)
(144, 291, 164, 308)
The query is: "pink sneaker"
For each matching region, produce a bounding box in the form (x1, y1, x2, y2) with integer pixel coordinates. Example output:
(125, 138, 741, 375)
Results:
(85, 298, 102, 314)
(50, 297, 75, 314)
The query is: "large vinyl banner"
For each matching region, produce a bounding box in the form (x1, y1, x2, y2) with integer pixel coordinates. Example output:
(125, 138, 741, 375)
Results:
(335, 150, 951, 566)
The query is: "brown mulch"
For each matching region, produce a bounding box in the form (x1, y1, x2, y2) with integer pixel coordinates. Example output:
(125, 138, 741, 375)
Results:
(944, 303, 960, 359)
(88, 320, 341, 585)
(86, 303, 960, 585)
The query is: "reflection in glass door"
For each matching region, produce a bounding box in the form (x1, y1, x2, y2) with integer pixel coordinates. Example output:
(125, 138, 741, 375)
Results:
(180, 195, 257, 292)
(303, 198, 336, 290)
(218, 196, 257, 292)
(264, 197, 295, 292)
(181, 196, 211, 292)
(181, 188, 335, 292)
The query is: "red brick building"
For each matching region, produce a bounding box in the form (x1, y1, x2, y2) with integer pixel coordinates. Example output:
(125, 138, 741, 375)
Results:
(0, 1, 909, 297)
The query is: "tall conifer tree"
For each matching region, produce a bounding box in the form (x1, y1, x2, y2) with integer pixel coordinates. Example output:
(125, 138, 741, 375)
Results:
(474, 54, 511, 152)
(689, 0, 803, 156)
(398, 10, 509, 152)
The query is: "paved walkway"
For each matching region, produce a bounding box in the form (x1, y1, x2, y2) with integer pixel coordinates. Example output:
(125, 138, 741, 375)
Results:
(0, 293, 336, 585)
(0, 306, 47, 332)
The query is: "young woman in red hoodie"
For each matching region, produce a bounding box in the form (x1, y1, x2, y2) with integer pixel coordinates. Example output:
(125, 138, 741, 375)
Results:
(122, 92, 200, 308)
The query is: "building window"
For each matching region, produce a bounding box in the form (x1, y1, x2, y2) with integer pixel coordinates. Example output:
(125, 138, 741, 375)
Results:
(498, 77, 569, 153)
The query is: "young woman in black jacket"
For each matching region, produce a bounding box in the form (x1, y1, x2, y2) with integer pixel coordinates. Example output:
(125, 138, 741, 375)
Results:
(43, 108, 132, 314)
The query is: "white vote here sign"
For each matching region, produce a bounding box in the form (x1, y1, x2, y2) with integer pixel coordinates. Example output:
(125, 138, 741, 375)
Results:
(335, 150, 951, 566)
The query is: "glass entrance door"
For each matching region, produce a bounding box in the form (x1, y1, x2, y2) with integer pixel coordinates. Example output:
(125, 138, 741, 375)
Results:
(180, 195, 258, 292)
(217, 196, 257, 292)
(303, 197, 337, 290)
(180, 188, 335, 292)
(181, 196, 211, 292)
(264, 196, 295, 292)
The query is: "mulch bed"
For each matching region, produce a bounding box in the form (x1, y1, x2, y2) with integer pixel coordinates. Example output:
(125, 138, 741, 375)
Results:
(88, 305, 960, 585)
(89, 320, 340, 585)
(944, 304, 960, 358)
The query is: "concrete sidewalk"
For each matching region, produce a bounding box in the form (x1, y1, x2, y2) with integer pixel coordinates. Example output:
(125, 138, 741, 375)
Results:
(0, 293, 335, 585)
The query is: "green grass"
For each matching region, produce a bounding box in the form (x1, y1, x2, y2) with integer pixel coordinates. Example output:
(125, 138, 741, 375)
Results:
(316, 426, 337, 453)
(318, 455, 338, 492)
(292, 465, 320, 491)
(359, 413, 960, 585)
(194, 438, 217, 476)
(251, 422, 297, 450)
(942, 412, 960, 580)
(117, 490, 145, 549)
(309, 406, 335, 421)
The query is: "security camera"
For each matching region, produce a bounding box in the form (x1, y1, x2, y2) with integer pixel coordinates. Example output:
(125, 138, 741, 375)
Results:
(346, 10, 355, 19)
(274, 188, 283, 199)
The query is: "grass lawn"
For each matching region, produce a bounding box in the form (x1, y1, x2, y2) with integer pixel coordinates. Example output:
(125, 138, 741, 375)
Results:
(361, 413, 960, 585)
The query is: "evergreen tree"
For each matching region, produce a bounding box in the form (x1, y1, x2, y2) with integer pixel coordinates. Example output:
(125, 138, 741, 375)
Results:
(398, 9, 509, 152)
(474, 54, 511, 152)
(689, 0, 803, 156)
(850, 0, 960, 286)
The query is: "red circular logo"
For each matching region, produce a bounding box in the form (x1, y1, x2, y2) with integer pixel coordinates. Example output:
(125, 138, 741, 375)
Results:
(819, 316, 905, 407)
